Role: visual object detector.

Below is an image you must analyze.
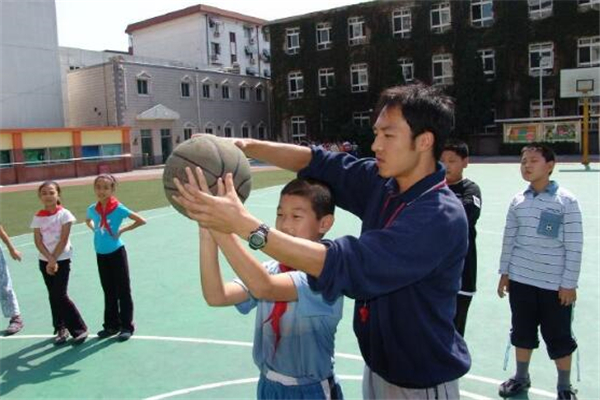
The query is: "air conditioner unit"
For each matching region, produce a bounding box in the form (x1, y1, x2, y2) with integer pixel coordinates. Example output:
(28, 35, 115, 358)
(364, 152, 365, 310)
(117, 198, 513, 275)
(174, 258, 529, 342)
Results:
(249, 58, 256, 65)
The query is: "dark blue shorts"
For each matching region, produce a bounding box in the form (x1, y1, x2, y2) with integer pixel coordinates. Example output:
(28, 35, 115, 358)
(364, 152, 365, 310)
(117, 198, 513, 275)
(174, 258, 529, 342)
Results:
(509, 280, 577, 359)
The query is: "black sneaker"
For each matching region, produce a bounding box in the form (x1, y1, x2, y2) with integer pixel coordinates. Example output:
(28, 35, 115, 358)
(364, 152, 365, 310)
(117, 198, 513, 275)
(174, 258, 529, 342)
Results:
(499, 377, 531, 397)
(117, 331, 132, 342)
(97, 328, 119, 339)
(557, 387, 578, 400)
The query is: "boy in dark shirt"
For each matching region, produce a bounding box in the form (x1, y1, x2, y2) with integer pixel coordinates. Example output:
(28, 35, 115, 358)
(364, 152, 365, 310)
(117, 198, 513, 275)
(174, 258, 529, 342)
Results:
(441, 139, 482, 337)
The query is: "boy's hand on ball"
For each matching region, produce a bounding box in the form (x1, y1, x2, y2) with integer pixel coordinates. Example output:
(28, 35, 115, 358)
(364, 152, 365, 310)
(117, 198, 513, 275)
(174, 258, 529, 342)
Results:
(173, 168, 249, 235)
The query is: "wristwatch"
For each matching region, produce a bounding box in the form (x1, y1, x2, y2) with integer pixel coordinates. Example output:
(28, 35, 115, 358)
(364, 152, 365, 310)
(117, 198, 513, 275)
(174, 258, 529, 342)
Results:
(248, 223, 270, 250)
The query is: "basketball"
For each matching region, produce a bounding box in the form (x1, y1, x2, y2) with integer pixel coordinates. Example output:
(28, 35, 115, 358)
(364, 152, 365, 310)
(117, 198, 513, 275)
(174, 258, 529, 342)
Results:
(162, 135, 252, 217)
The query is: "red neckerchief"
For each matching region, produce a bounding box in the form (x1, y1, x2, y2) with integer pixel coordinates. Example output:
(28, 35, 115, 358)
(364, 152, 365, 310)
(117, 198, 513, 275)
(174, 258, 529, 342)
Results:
(95, 196, 119, 236)
(36, 205, 63, 217)
(263, 263, 294, 354)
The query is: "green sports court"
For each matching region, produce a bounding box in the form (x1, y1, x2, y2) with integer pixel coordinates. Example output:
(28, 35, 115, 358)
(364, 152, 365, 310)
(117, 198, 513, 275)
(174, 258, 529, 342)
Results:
(0, 162, 598, 400)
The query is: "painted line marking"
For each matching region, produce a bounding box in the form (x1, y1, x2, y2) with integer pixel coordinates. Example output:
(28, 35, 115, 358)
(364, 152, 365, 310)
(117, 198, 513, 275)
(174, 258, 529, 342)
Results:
(2, 335, 556, 398)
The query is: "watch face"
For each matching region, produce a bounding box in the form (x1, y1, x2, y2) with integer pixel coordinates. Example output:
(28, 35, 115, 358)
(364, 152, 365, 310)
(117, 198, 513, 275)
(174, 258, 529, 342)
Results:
(249, 233, 265, 249)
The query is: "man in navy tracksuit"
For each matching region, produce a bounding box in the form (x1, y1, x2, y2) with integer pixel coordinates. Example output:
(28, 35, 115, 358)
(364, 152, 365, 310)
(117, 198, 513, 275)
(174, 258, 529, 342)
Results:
(176, 83, 471, 399)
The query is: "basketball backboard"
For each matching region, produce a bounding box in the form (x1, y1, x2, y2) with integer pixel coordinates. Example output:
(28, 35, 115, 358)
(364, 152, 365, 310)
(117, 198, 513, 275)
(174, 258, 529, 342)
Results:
(560, 67, 600, 98)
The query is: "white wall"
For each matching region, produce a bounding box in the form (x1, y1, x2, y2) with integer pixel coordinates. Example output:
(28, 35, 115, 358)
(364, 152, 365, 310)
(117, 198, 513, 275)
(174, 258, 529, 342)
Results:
(0, 0, 64, 128)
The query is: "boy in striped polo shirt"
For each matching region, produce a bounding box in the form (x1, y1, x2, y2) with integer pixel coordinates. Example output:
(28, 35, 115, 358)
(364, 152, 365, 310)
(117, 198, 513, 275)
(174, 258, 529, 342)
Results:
(497, 144, 583, 400)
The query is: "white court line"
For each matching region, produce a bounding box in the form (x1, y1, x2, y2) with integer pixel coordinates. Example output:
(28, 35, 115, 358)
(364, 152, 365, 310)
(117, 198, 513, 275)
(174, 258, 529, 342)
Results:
(1, 335, 556, 398)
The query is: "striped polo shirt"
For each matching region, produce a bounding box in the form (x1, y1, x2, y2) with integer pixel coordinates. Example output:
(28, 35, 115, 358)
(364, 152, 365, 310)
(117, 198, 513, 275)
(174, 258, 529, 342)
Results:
(499, 181, 583, 291)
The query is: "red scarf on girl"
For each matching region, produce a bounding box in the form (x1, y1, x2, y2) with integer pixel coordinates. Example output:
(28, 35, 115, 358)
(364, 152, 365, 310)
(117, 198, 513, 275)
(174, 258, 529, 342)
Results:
(263, 263, 294, 354)
(95, 196, 119, 236)
(36, 205, 63, 217)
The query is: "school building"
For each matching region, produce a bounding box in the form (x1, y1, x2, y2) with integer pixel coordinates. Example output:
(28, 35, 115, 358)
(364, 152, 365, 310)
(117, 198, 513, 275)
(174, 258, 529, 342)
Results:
(0, 127, 131, 185)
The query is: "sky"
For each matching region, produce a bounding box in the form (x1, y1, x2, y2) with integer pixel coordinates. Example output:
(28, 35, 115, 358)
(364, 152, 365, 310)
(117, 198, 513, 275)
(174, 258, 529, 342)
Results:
(55, 0, 370, 52)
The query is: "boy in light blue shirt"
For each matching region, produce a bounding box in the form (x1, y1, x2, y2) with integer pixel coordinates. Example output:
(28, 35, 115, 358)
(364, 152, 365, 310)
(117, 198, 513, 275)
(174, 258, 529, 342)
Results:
(179, 171, 344, 400)
(497, 144, 582, 400)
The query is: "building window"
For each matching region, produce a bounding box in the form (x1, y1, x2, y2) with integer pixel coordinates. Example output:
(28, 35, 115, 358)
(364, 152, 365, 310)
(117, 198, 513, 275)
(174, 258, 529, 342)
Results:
(478, 49, 496, 79)
(0, 150, 12, 167)
(579, 96, 600, 132)
(241, 124, 251, 138)
(291, 116, 307, 142)
(239, 83, 249, 101)
(230, 32, 237, 63)
(255, 85, 264, 102)
(578, 0, 600, 11)
(529, 42, 554, 76)
(288, 71, 304, 99)
(316, 22, 332, 50)
(530, 99, 555, 118)
(286, 27, 300, 54)
(398, 58, 414, 82)
(471, 0, 494, 27)
(183, 128, 193, 140)
(257, 124, 267, 140)
(23, 147, 73, 165)
(353, 111, 371, 127)
(222, 83, 230, 99)
(432, 54, 453, 85)
(211, 42, 221, 63)
(224, 124, 234, 138)
(181, 82, 191, 98)
(528, 0, 552, 19)
(392, 8, 411, 38)
(318, 68, 335, 96)
(351, 64, 369, 92)
(431, 3, 451, 33)
(204, 123, 215, 134)
(348, 16, 367, 46)
(137, 79, 148, 95)
(578, 36, 600, 67)
(202, 82, 211, 98)
(82, 144, 122, 159)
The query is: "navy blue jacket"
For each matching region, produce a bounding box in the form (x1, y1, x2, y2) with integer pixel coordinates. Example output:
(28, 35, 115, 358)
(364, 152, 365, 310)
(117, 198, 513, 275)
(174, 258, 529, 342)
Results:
(298, 148, 471, 388)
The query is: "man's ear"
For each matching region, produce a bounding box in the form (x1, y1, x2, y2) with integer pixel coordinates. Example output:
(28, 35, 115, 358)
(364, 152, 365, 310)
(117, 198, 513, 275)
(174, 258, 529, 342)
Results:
(319, 214, 335, 235)
(416, 131, 434, 153)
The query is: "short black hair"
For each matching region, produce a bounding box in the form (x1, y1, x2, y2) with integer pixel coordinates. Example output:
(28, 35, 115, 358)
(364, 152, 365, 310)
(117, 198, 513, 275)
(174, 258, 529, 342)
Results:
(374, 83, 454, 160)
(521, 143, 556, 176)
(521, 143, 556, 163)
(280, 178, 335, 219)
(443, 139, 469, 159)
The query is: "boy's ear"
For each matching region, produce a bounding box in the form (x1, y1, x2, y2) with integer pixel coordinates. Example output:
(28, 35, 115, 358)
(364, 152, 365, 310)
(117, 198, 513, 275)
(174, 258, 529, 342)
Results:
(463, 156, 469, 169)
(318, 214, 335, 235)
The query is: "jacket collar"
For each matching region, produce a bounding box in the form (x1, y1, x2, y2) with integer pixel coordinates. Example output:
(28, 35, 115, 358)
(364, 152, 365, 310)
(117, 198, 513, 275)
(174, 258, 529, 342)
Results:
(384, 162, 447, 203)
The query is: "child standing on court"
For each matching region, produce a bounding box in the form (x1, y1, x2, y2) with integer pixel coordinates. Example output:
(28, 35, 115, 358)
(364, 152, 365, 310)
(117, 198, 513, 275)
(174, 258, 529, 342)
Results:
(176, 170, 344, 400)
(0, 223, 24, 335)
(497, 144, 582, 400)
(440, 139, 482, 337)
(31, 181, 88, 345)
(86, 174, 146, 342)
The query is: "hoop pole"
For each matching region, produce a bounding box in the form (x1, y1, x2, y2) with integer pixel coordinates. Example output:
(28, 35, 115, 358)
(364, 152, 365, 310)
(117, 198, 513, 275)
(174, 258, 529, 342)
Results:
(582, 95, 589, 168)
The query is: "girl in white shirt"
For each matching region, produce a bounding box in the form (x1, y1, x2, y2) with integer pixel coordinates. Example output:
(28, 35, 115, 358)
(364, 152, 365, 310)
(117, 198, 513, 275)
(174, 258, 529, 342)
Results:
(31, 181, 88, 345)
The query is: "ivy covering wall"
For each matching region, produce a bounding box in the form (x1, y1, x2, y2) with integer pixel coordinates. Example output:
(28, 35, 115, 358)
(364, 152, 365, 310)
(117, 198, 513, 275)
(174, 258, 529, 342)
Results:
(268, 0, 599, 153)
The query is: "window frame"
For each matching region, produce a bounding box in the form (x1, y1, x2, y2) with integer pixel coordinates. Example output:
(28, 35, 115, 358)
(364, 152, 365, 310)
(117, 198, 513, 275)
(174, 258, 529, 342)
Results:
(529, 42, 554, 76)
(318, 68, 336, 96)
(530, 98, 555, 118)
(478, 49, 496, 79)
(352, 111, 371, 127)
(471, 0, 494, 27)
(528, 0, 553, 20)
(316, 22, 332, 50)
(430, 2, 452, 33)
(432, 54, 454, 86)
(288, 71, 304, 99)
(350, 63, 369, 93)
(348, 16, 367, 46)
(578, 36, 600, 68)
(291, 116, 307, 142)
(286, 27, 300, 55)
(392, 8, 412, 38)
(398, 57, 414, 83)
